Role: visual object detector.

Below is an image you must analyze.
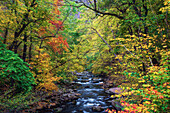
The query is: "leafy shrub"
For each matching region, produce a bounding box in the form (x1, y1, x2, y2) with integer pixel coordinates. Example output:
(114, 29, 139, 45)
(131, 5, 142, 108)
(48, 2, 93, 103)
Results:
(0, 37, 35, 93)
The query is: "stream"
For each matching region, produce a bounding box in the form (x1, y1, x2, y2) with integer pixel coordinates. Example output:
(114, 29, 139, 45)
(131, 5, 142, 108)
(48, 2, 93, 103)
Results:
(61, 71, 113, 113)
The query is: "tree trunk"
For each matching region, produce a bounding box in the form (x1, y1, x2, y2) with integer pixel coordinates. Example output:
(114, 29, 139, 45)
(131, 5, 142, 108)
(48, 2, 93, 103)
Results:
(23, 33, 27, 61)
(29, 37, 33, 62)
(3, 27, 8, 44)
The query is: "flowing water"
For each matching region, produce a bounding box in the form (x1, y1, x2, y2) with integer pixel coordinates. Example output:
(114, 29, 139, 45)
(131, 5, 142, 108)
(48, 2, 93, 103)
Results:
(61, 72, 112, 113)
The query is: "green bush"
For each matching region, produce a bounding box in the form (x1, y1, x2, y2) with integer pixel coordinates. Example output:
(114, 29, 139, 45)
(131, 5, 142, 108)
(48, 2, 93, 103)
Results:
(0, 37, 35, 93)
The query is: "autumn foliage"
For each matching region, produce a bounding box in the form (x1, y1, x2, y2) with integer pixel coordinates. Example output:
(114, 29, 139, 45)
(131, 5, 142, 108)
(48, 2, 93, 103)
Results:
(0, 0, 169, 112)
(32, 0, 69, 91)
(64, 0, 169, 112)
(0, 0, 70, 92)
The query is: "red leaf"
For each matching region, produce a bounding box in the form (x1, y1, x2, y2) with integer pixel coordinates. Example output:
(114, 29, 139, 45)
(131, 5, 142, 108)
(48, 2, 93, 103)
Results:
(63, 39, 69, 48)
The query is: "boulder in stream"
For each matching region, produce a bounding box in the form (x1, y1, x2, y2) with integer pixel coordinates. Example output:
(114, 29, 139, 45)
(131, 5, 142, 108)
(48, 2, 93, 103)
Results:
(85, 86, 90, 88)
(35, 102, 48, 110)
(54, 107, 63, 112)
(92, 80, 100, 83)
(112, 100, 123, 111)
(92, 105, 104, 112)
(80, 79, 89, 82)
(48, 102, 60, 109)
(106, 87, 127, 94)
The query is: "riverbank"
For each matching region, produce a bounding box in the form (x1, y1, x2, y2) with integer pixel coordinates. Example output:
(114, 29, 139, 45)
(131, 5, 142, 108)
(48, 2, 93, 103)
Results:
(100, 74, 130, 112)
(0, 81, 81, 113)
(1, 72, 129, 113)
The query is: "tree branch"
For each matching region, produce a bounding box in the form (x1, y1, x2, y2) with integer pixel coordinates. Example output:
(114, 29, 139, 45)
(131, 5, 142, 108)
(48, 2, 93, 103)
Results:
(82, 3, 124, 19)
(109, 27, 150, 67)
(91, 27, 122, 64)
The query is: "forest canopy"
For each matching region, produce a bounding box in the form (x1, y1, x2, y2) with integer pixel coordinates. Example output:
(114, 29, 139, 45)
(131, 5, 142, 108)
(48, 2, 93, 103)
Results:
(0, 0, 169, 112)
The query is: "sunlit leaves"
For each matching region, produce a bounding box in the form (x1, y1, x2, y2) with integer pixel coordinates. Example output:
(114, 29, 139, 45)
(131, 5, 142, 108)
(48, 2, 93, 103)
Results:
(159, 0, 170, 12)
(30, 48, 62, 91)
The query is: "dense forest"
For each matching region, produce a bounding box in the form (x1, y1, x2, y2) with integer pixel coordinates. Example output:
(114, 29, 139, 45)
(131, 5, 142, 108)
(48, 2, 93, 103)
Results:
(0, 0, 169, 113)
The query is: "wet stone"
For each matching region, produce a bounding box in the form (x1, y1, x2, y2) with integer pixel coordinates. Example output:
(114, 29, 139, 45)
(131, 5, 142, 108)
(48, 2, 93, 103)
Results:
(71, 100, 77, 105)
(73, 89, 77, 92)
(54, 107, 63, 112)
(81, 77, 89, 79)
(62, 104, 66, 107)
(92, 105, 104, 112)
(78, 109, 84, 113)
(92, 80, 100, 83)
(80, 79, 89, 82)
(51, 97, 57, 101)
(61, 72, 112, 113)
(109, 87, 127, 94)
(112, 101, 123, 111)
(92, 77, 101, 80)
(85, 86, 90, 88)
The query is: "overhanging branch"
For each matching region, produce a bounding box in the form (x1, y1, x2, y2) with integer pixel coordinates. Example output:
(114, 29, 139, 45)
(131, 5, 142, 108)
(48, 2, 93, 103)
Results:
(78, 1, 124, 19)
(91, 27, 122, 64)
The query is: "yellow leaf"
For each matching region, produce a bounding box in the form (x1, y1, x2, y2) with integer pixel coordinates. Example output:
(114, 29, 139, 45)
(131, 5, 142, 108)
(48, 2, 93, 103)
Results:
(163, 35, 166, 37)
(163, 45, 167, 48)
(142, 84, 151, 87)
(139, 79, 145, 83)
(35, 55, 39, 58)
(111, 95, 114, 98)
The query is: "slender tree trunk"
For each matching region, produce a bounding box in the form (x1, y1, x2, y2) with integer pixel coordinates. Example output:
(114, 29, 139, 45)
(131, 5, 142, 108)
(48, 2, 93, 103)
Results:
(14, 41, 18, 54)
(29, 37, 33, 62)
(3, 27, 8, 44)
(23, 33, 27, 61)
(39, 38, 43, 49)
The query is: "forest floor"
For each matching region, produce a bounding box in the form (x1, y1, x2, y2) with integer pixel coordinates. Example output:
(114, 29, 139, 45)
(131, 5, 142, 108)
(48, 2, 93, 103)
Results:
(0, 81, 81, 113)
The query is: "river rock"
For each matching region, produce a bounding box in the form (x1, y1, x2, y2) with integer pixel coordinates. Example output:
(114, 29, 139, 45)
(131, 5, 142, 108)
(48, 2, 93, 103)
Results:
(63, 94, 68, 97)
(92, 80, 100, 83)
(54, 107, 63, 112)
(105, 90, 114, 95)
(45, 95, 53, 99)
(76, 72, 85, 76)
(48, 102, 60, 108)
(68, 89, 74, 93)
(99, 82, 104, 85)
(103, 79, 115, 88)
(92, 77, 101, 80)
(85, 86, 90, 88)
(29, 103, 37, 107)
(112, 101, 123, 111)
(79, 109, 83, 112)
(92, 105, 104, 112)
(107, 87, 127, 94)
(71, 82, 80, 86)
(83, 71, 89, 74)
(64, 97, 69, 101)
(73, 89, 77, 92)
(105, 95, 117, 102)
(80, 79, 89, 82)
(51, 97, 57, 101)
(108, 83, 114, 88)
(71, 100, 77, 104)
(36, 102, 48, 110)
(81, 76, 89, 79)
(24, 108, 36, 113)
(61, 105, 66, 108)
(75, 93, 81, 96)
(87, 74, 92, 77)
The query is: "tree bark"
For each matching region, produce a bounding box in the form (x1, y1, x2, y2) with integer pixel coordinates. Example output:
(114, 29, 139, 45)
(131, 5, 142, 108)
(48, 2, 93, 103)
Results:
(29, 37, 33, 62)
(3, 27, 8, 44)
(23, 33, 27, 61)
